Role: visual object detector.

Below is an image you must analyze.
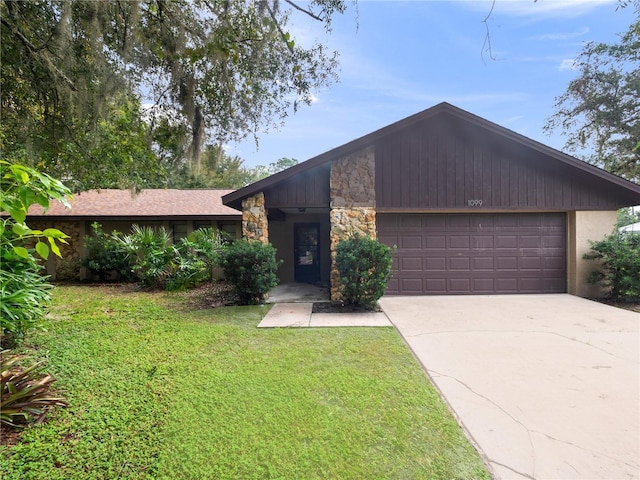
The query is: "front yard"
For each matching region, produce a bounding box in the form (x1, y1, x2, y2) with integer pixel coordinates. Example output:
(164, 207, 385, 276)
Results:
(1, 285, 489, 479)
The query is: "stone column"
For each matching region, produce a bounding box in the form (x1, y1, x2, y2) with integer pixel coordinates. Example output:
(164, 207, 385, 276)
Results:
(329, 146, 376, 302)
(242, 192, 268, 244)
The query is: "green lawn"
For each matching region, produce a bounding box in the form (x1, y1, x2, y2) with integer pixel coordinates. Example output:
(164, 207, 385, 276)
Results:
(1, 285, 490, 480)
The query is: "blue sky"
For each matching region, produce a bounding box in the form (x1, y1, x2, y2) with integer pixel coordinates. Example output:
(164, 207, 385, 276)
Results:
(229, 0, 635, 168)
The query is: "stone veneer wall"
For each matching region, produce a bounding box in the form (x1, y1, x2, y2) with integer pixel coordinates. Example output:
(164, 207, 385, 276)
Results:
(29, 220, 84, 280)
(329, 146, 376, 302)
(242, 192, 268, 244)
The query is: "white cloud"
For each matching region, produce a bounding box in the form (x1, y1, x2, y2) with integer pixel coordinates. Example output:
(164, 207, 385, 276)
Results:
(535, 26, 590, 40)
(558, 58, 577, 71)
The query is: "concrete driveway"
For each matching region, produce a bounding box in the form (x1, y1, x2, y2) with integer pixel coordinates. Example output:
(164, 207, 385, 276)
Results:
(379, 294, 639, 480)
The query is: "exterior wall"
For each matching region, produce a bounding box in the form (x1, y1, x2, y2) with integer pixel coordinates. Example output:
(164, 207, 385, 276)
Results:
(375, 115, 633, 211)
(329, 147, 376, 302)
(567, 210, 617, 297)
(29, 220, 86, 281)
(242, 193, 268, 244)
(264, 165, 330, 208)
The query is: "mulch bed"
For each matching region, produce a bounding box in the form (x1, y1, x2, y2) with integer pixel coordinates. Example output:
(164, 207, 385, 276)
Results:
(312, 302, 381, 313)
(591, 298, 640, 313)
(177, 281, 240, 309)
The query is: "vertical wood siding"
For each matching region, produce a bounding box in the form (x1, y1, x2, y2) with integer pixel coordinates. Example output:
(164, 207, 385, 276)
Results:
(375, 115, 627, 210)
(264, 165, 330, 208)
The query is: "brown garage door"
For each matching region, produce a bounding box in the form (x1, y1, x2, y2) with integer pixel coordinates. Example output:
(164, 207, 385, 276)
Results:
(377, 213, 566, 295)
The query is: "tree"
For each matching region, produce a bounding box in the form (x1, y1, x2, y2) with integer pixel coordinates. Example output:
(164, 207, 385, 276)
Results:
(251, 157, 300, 180)
(1, 0, 348, 189)
(617, 207, 640, 228)
(167, 144, 259, 189)
(545, 13, 640, 182)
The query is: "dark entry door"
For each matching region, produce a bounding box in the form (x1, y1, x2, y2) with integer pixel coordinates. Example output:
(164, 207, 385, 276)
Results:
(294, 223, 320, 284)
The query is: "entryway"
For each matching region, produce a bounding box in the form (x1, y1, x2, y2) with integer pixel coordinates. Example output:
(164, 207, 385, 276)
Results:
(294, 223, 321, 284)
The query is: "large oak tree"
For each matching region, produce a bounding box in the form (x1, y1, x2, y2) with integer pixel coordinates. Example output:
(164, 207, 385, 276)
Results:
(1, 0, 347, 190)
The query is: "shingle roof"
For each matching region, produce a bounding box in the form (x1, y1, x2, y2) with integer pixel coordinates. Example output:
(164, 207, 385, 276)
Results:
(28, 189, 241, 218)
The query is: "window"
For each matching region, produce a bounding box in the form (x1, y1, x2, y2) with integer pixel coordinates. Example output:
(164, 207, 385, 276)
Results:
(218, 222, 238, 241)
(172, 223, 188, 244)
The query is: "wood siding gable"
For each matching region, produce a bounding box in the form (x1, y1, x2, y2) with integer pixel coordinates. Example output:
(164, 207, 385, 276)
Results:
(375, 112, 638, 211)
(263, 164, 330, 209)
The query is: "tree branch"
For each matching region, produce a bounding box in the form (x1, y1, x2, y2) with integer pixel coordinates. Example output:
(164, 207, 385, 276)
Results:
(283, 0, 323, 21)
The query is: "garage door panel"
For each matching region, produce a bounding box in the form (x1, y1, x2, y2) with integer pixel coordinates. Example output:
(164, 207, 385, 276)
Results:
(425, 278, 447, 293)
(496, 235, 518, 248)
(400, 235, 422, 249)
(473, 278, 495, 292)
(449, 278, 471, 292)
(426, 257, 446, 270)
(473, 257, 494, 270)
(496, 277, 519, 291)
(449, 235, 470, 249)
(401, 278, 425, 293)
(400, 257, 423, 271)
(519, 257, 542, 270)
(425, 236, 446, 248)
(378, 213, 566, 295)
(449, 257, 470, 270)
(520, 235, 542, 248)
(473, 235, 494, 249)
(544, 235, 565, 248)
(496, 257, 518, 270)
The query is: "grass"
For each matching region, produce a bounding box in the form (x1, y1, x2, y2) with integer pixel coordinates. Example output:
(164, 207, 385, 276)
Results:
(1, 285, 490, 480)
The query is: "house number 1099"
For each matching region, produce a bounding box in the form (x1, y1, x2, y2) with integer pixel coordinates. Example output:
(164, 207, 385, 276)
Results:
(467, 199, 483, 207)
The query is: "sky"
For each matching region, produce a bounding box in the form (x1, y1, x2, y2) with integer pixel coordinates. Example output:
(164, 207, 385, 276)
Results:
(228, 0, 635, 169)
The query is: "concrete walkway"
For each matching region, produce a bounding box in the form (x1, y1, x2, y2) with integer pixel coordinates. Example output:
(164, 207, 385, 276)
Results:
(379, 294, 640, 480)
(258, 302, 392, 328)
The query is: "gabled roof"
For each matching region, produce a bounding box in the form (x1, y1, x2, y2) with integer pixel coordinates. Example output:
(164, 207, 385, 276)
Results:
(223, 102, 640, 210)
(28, 189, 241, 219)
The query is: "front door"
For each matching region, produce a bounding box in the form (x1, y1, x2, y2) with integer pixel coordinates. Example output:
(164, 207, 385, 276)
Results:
(294, 223, 320, 284)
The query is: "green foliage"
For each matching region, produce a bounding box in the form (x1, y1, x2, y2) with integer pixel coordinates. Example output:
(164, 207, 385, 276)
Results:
(81, 223, 133, 281)
(0, 285, 489, 479)
(584, 231, 640, 301)
(82, 223, 226, 290)
(166, 228, 226, 291)
(335, 235, 394, 308)
(251, 157, 300, 180)
(546, 16, 640, 182)
(1, 350, 67, 428)
(120, 225, 175, 288)
(0, 161, 71, 346)
(616, 207, 640, 228)
(168, 144, 260, 189)
(1, 1, 347, 189)
(220, 240, 281, 304)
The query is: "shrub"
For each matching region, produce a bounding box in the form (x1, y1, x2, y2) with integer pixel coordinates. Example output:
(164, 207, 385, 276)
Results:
(82, 222, 133, 281)
(219, 240, 281, 304)
(1, 350, 68, 428)
(120, 225, 175, 288)
(335, 235, 394, 309)
(584, 231, 640, 301)
(166, 228, 226, 291)
(0, 161, 71, 346)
